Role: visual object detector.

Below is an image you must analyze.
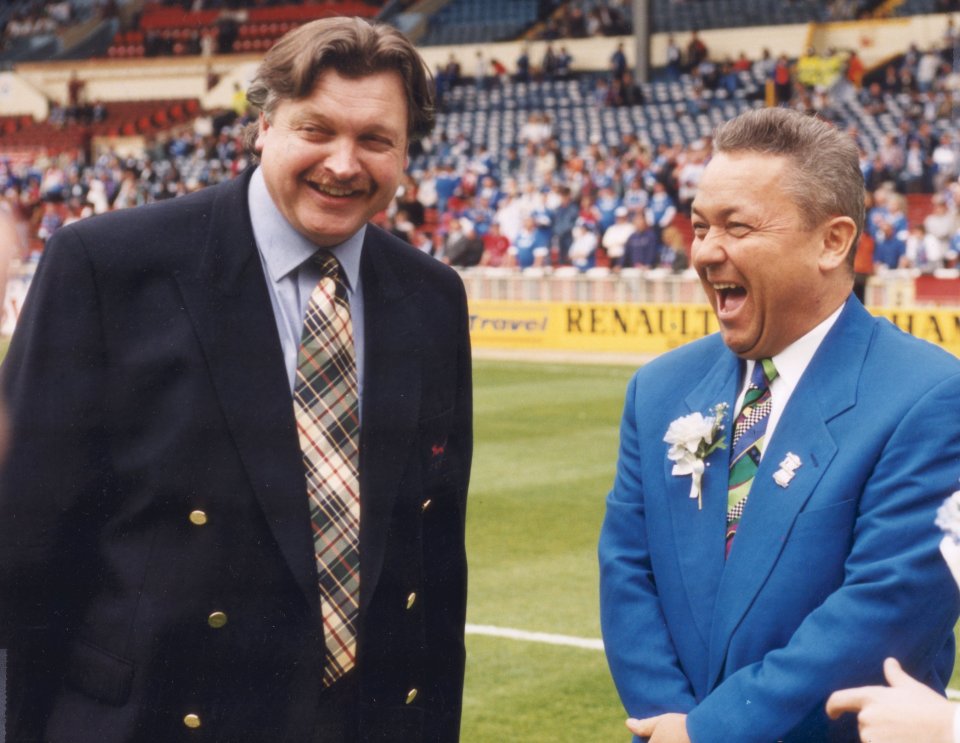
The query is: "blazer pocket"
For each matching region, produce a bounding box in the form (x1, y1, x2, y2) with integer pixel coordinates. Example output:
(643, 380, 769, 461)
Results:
(790, 498, 858, 537)
(63, 637, 135, 706)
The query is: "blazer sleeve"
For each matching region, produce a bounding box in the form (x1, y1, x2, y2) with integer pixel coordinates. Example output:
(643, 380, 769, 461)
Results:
(0, 227, 112, 641)
(686, 372, 960, 743)
(599, 374, 699, 721)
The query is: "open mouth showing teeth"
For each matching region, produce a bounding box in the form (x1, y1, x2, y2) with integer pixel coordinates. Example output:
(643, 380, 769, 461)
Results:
(713, 282, 747, 313)
(309, 182, 361, 198)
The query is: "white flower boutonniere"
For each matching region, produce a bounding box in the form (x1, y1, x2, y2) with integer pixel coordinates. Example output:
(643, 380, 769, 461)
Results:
(663, 403, 729, 510)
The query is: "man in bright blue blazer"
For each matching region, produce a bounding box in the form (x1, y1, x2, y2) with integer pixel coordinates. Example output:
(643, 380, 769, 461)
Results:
(599, 107, 960, 742)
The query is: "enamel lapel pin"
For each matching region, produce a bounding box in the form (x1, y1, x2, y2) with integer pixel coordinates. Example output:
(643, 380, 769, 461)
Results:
(773, 452, 802, 488)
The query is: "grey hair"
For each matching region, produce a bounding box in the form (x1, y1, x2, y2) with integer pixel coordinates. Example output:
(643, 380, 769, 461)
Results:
(713, 107, 865, 263)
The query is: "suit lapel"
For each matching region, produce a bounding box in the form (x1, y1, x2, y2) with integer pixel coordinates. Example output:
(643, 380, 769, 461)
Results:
(356, 231, 421, 614)
(707, 300, 872, 686)
(174, 171, 319, 614)
(666, 350, 741, 647)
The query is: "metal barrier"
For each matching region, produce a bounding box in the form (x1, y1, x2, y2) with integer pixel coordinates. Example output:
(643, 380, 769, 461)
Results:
(458, 267, 709, 304)
(2, 261, 956, 338)
(457, 266, 947, 308)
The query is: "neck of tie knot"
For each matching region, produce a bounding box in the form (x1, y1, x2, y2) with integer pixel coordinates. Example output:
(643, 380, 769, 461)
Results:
(314, 251, 348, 306)
(757, 357, 778, 389)
(742, 357, 778, 405)
(315, 251, 340, 276)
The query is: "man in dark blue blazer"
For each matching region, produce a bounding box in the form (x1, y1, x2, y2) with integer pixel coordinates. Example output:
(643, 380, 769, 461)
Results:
(599, 107, 960, 742)
(0, 18, 472, 743)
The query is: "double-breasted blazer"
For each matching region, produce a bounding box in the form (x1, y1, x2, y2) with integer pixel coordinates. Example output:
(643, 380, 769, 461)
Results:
(599, 298, 960, 742)
(0, 168, 473, 742)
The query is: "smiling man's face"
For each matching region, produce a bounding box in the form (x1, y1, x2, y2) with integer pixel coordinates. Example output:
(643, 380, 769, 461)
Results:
(255, 68, 408, 247)
(690, 151, 831, 360)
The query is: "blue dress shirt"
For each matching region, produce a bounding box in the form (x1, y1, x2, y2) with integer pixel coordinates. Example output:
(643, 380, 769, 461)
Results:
(247, 167, 366, 409)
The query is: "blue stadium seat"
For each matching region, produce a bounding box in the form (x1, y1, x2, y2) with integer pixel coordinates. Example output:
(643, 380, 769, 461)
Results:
(420, 0, 539, 46)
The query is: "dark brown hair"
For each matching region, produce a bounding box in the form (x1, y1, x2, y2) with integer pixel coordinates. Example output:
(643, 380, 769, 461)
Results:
(243, 16, 434, 152)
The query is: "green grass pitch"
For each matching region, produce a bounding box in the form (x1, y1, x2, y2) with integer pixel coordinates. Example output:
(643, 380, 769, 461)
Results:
(462, 359, 635, 742)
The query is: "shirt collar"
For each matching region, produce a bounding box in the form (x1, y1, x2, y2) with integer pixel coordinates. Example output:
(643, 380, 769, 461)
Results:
(750, 300, 846, 390)
(248, 166, 364, 291)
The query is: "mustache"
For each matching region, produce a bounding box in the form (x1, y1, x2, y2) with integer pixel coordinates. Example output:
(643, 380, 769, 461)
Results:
(307, 175, 372, 194)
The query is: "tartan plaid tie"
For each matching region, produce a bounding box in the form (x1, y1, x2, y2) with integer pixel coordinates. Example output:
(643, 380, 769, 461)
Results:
(293, 251, 361, 687)
(726, 357, 778, 558)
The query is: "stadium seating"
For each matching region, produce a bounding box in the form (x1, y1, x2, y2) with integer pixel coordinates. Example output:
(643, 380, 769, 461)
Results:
(0, 99, 202, 152)
(419, 70, 764, 169)
(419, 0, 540, 46)
(136, 1, 379, 31)
(0, 0, 129, 63)
(897, 0, 941, 14)
(644, 0, 939, 33)
(648, 0, 830, 32)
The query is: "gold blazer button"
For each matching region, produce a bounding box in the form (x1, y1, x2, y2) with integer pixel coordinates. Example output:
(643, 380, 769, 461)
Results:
(183, 713, 201, 728)
(405, 688, 418, 705)
(188, 510, 208, 526)
(406, 592, 417, 610)
(207, 611, 228, 629)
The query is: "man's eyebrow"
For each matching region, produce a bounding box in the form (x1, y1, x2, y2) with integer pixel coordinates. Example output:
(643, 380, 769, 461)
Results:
(286, 109, 401, 139)
(286, 109, 327, 126)
(691, 205, 743, 221)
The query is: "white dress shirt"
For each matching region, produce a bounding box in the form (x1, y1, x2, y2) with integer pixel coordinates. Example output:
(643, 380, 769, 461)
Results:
(734, 302, 845, 453)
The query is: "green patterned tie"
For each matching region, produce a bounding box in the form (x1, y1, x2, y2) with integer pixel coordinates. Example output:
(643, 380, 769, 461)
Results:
(293, 252, 361, 687)
(726, 358, 778, 558)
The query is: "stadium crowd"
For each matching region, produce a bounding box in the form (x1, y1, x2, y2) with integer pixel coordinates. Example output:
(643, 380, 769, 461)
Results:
(1, 0, 947, 63)
(2, 18, 960, 284)
(0, 0, 121, 48)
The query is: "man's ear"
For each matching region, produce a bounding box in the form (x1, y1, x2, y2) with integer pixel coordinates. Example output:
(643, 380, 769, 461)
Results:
(254, 111, 270, 152)
(819, 216, 858, 272)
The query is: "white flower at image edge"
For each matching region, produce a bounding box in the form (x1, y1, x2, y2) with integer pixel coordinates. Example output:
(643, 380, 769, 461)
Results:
(936, 489, 960, 542)
(937, 489, 960, 586)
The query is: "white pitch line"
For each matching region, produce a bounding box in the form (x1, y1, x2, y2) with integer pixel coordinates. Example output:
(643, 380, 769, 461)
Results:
(466, 623, 604, 651)
(464, 625, 960, 701)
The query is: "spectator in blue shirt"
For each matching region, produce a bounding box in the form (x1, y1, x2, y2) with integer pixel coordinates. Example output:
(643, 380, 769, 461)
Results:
(511, 214, 551, 269)
(551, 185, 580, 264)
(434, 163, 461, 214)
(623, 211, 659, 268)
